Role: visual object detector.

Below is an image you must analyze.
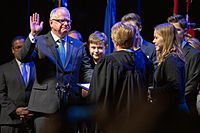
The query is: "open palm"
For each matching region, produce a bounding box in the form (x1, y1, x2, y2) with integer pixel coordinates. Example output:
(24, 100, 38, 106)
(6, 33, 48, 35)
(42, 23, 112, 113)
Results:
(30, 13, 44, 36)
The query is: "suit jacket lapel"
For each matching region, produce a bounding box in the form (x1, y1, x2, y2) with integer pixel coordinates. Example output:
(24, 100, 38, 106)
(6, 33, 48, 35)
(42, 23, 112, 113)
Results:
(45, 33, 64, 71)
(49, 44, 64, 69)
(11, 60, 26, 88)
(64, 42, 73, 68)
(183, 43, 191, 57)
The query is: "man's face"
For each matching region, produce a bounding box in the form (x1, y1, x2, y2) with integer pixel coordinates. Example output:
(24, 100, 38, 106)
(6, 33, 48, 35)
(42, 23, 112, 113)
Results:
(50, 9, 71, 38)
(12, 39, 25, 58)
(89, 43, 106, 63)
(170, 22, 185, 42)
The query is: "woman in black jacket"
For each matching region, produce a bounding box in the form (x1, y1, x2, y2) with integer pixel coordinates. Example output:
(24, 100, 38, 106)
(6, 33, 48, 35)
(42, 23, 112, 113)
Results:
(150, 23, 190, 132)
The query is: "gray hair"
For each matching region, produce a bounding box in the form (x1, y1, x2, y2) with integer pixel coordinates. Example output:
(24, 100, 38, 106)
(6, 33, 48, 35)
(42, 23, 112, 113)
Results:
(50, 7, 70, 19)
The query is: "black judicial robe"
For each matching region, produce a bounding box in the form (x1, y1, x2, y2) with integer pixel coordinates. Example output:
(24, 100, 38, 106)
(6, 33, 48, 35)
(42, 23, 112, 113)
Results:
(89, 50, 148, 120)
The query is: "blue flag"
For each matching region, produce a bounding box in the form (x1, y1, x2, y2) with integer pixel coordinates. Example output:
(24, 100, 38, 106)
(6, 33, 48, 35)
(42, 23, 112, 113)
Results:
(104, 0, 116, 54)
(52, 0, 67, 7)
(61, 0, 67, 7)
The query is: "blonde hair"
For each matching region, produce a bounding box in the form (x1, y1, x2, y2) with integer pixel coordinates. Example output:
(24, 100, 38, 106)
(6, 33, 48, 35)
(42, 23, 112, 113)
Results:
(111, 22, 136, 49)
(154, 23, 184, 65)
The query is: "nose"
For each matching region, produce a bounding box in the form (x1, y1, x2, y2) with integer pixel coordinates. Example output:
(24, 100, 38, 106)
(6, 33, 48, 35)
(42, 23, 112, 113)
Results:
(152, 39, 156, 44)
(94, 48, 99, 52)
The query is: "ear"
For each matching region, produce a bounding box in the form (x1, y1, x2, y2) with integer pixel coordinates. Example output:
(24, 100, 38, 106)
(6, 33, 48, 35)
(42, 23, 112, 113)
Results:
(49, 19, 53, 26)
(11, 48, 14, 54)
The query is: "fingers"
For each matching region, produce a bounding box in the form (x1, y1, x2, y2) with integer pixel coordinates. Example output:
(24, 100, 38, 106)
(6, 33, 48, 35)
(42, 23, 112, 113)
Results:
(20, 113, 33, 118)
(40, 21, 44, 28)
(30, 12, 43, 36)
(82, 89, 89, 97)
(16, 107, 34, 120)
(16, 107, 34, 117)
(27, 113, 34, 117)
(20, 110, 34, 120)
(34, 13, 39, 24)
(30, 13, 39, 23)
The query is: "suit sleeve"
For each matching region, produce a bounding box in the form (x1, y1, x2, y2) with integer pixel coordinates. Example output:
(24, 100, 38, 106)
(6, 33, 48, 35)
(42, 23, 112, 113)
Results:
(151, 47, 157, 70)
(80, 46, 94, 82)
(164, 57, 183, 91)
(0, 66, 18, 118)
(17, 37, 38, 62)
(185, 52, 200, 96)
(151, 56, 182, 97)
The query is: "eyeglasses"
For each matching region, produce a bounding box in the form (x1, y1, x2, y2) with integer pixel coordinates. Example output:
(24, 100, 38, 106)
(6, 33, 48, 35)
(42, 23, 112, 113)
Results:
(52, 19, 72, 24)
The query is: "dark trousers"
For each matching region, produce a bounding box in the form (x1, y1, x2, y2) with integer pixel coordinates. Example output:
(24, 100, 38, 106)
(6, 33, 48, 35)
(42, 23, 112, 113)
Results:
(0, 123, 33, 133)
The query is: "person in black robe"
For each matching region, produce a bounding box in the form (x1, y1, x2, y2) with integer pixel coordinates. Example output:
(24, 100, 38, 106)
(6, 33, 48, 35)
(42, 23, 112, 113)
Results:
(88, 22, 151, 133)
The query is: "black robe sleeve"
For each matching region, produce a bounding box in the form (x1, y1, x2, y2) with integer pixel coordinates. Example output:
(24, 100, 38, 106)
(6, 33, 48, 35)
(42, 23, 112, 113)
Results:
(89, 51, 148, 116)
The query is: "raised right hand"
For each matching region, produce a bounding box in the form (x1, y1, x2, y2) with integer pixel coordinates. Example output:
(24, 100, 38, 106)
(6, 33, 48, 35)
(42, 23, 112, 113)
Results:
(30, 12, 44, 37)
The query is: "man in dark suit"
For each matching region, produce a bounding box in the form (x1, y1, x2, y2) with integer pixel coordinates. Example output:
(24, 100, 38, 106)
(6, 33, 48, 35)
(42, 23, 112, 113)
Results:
(17, 7, 93, 133)
(0, 36, 35, 133)
(168, 15, 200, 118)
(121, 13, 157, 69)
(121, 13, 155, 90)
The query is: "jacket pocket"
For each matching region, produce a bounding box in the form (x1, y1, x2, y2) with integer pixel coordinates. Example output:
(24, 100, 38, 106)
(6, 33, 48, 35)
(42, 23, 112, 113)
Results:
(33, 83, 48, 90)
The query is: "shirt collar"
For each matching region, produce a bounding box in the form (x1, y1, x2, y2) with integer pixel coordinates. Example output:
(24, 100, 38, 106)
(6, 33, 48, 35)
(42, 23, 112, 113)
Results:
(15, 58, 22, 66)
(15, 59, 30, 66)
(181, 38, 187, 48)
(140, 36, 143, 45)
(51, 31, 67, 42)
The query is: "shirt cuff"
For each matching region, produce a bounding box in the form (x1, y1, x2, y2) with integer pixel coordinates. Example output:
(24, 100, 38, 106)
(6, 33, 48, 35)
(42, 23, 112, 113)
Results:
(29, 34, 37, 43)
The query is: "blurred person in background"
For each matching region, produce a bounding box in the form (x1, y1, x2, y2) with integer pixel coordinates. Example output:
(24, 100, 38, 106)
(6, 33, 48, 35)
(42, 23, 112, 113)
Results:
(0, 35, 35, 133)
(168, 15, 200, 118)
(68, 30, 84, 42)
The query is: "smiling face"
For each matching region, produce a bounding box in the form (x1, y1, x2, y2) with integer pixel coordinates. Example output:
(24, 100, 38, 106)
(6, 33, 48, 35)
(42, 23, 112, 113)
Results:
(12, 38, 25, 59)
(153, 30, 164, 52)
(88, 31, 108, 64)
(89, 43, 106, 64)
(170, 22, 185, 43)
(49, 7, 71, 38)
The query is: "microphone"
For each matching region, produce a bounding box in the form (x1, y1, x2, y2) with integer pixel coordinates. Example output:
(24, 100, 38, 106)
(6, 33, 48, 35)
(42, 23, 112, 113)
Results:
(55, 43, 69, 92)
(55, 44, 61, 93)
(55, 42, 70, 109)
(55, 40, 88, 106)
(54, 43, 63, 108)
